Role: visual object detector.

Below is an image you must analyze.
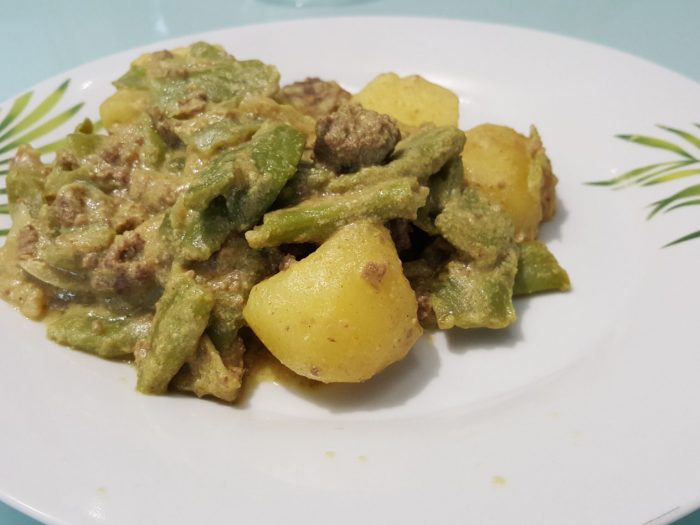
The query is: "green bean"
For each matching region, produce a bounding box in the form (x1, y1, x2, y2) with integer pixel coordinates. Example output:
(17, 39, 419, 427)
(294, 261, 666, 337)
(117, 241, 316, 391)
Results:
(172, 335, 245, 402)
(192, 236, 277, 350)
(47, 305, 151, 359)
(226, 124, 306, 231)
(186, 120, 261, 155)
(513, 240, 571, 296)
(160, 198, 232, 261)
(274, 162, 336, 207)
(65, 131, 104, 158)
(183, 124, 304, 222)
(181, 147, 246, 212)
(435, 187, 515, 267)
(43, 166, 94, 198)
(116, 42, 280, 117)
(6, 146, 46, 219)
(414, 156, 465, 235)
(324, 126, 465, 194)
(431, 249, 519, 330)
(136, 270, 214, 394)
(245, 177, 429, 248)
(139, 117, 167, 168)
(39, 224, 115, 272)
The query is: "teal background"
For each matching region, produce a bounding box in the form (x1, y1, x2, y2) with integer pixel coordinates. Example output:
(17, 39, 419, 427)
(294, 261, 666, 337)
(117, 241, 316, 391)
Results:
(1, 0, 699, 523)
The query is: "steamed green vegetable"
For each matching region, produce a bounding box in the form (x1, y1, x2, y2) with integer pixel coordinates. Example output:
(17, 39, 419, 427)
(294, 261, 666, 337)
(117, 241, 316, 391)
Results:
(136, 270, 214, 394)
(172, 335, 245, 402)
(165, 123, 305, 259)
(514, 240, 571, 295)
(246, 177, 428, 248)
(48, 306, 151, 359)
(112, 42, 279, 118)
(431, 250, 519, 329)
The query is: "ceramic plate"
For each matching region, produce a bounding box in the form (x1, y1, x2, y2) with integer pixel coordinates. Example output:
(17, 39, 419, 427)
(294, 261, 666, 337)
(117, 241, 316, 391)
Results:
(1, 17, 699, 525)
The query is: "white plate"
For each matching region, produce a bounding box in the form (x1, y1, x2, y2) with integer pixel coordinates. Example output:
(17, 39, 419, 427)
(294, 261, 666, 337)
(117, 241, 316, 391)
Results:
(1, 17, 699, 525)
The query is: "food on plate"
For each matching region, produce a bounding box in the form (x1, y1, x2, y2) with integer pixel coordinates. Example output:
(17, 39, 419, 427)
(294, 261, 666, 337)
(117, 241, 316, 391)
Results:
(352, 72, 459, 128)
(0, 42, 570, 403)
(244, 221, 422, 383)
(461, 124, 557, 241)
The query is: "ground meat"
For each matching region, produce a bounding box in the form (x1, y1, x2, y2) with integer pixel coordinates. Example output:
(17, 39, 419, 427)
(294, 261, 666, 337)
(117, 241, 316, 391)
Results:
(152, 49, 174, 61)
(55, 150, 79, 171)
(16, 225, 39, 259)
(314, 103, 401, 173)
(387, 219, 413, 254)
(276, 77, 351, 120)
(53, 186, 89, 228)
(87, 156, 133, 189)
(110, 199, 147, 233)
(416, 293, 436, 328)
(81, 252, 99, 271)
(74, 133, 142, 191)
(104, 230, 145, 264)
(149, 108, 183, 148)
(278, 254, 297, 272)
(174, 87, 208, 119)
(91, 231, 156, 293)
(361, 262, 388, 289)
(128, 168, 180, 213)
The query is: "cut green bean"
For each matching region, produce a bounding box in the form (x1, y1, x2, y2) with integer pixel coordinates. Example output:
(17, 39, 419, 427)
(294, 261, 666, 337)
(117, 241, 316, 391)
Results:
(435, 187, 515, 266)
(514, 240, 571, 296)
(183, 124, 304, 225)
(414, 155, 465, 235)
(324, 126, 465, 193)
(186, 120, 261, 155)
(431, 249, 519, 330)
(136, 270, 214, 394)
(114, 42, 280, 117)
(161, 198, 233, 261)
(192, 236, 277, 351)
(245, 177, 429, 248)
(226, 124, 305, 231)
(47, 305, 151, 359)
(39, 224, 115, 272)
(6, 146, 46, 219)
(172, 335, 245, 402)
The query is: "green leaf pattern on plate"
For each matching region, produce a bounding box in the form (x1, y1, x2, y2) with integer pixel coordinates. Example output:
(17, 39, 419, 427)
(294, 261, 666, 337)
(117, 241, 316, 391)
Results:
(0, 80, 88, 236)
(590, 124, 700, 247)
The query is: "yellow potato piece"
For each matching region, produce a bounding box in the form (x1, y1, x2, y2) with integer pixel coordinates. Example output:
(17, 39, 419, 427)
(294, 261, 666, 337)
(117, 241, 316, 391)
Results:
(99, 89, 152, 130)
(352, 72, 459, 127)
(461, 124, 556, 241)
(243, 221, 422, 383)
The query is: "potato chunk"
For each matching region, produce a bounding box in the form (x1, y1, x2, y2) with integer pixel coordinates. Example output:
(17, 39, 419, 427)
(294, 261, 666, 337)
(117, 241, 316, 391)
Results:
(461, 124, 557, 241)
(352, 73, 459, 127)
(99, 89, 152, 130)
(243, 221, 422, 383)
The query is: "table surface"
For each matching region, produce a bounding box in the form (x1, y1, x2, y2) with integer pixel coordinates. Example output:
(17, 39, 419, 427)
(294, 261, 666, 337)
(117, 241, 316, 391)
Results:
(1, 1, 699, 524)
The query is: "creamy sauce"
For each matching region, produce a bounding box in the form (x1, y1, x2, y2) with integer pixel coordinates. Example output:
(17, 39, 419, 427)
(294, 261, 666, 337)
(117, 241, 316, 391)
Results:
(238, 334, 322, 402)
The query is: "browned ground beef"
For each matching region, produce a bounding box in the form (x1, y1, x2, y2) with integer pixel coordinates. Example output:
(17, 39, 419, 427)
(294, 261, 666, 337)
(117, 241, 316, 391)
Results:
(16, 225, 39, 259)
(276, 77, 351, 120)
(91, 231, 156, 293)
(313, 103, 401, 173)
